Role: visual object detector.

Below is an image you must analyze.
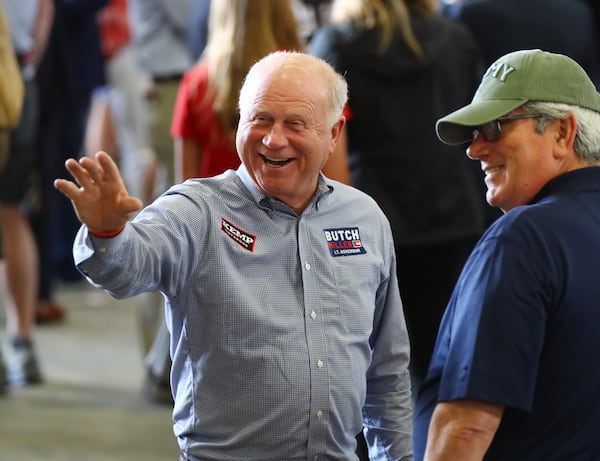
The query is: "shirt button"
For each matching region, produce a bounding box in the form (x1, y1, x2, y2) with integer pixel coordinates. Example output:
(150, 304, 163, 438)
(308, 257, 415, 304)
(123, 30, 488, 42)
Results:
(317, 359, 324, 368)
(98, 247, 107, 253)
(304, 262, 311, 270)
(310, 310, 317, 320)
(316, 410, 323, 418)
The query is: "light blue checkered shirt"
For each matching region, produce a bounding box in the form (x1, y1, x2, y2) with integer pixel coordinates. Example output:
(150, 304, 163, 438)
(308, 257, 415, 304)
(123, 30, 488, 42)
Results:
(74, 165, 413, 461)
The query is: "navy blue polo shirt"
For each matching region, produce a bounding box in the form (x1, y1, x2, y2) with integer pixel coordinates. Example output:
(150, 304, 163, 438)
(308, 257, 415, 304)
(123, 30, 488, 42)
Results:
(414, 167, 600, 460)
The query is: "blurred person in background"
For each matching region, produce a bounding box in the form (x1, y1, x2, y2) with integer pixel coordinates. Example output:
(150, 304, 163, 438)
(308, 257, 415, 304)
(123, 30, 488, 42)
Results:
(291, 0, 333, 44)
(0, 3, 24, 392)
(0, 3, 23, 172)
(86, 0, 155, 205)
(186, 0, 210, 62)
(128, 0, 193, 194)
(127, 0, 193, 403)
(52, 0, 108, 282)
(448, 0, 599, 79)
(27, 0, 108, 325)
(0, 0, 53, 388)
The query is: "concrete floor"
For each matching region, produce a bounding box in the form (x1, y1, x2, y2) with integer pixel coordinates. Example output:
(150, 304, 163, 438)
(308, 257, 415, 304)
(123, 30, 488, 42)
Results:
(0, 281, 178, 461)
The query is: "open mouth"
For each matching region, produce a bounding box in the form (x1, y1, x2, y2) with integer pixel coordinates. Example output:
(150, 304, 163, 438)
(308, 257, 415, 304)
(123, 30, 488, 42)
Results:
(483, 165, 503, 176)
(261, 154, 292, 167)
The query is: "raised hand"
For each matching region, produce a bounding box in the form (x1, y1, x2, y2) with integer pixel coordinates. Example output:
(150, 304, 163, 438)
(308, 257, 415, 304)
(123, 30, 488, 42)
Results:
(54, 151, 143, 233)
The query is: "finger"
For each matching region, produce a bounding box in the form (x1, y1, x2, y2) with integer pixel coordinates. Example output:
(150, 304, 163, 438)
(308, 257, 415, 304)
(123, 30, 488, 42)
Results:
(54, 178, 81, 200)
(97, 151, 145, 205)
(96, 151, 123, 184)
(78, 156, 106, 185)
(64, 158, 95, 189)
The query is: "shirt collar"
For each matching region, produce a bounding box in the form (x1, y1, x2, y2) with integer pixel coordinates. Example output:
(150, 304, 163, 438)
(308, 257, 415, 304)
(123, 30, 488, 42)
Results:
(531, 166, 600, 204)
(235, 164, 334, 215)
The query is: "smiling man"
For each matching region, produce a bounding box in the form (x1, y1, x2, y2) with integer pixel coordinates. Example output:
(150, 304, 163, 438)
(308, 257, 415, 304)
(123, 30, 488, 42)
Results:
(414, 49, 600, 460)
(54, 51, 414, 461)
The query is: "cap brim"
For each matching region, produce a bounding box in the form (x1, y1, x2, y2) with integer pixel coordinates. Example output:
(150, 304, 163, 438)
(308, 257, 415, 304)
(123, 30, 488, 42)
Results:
(436, 99, 527, 145)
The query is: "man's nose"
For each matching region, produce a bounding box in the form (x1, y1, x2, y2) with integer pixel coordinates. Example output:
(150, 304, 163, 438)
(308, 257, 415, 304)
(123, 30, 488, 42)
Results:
(466, 134, 486, 160)
(262, 123, 288, 149)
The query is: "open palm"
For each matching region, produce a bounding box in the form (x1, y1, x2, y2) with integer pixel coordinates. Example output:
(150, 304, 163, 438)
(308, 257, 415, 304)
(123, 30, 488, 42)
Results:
(54, 151, 143, 233)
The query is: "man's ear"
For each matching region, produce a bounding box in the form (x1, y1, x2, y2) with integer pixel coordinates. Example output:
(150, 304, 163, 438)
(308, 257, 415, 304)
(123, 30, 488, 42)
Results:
(329, 116, 346, 153)
(323, 119, 351, 184)
(554, 112, 577, 158)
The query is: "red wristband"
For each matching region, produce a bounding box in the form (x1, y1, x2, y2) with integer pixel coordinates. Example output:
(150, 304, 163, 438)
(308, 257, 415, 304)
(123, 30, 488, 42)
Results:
(89, 226, 125, 238)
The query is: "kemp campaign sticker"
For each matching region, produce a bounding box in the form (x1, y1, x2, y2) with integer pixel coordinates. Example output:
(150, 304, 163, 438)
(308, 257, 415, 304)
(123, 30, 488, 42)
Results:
(324, 227, 367, 257)
(221, 218, 256, 252)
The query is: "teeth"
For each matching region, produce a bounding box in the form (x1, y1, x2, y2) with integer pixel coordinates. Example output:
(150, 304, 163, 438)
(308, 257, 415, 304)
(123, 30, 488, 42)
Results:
(264, 156, 288, 163)
(484, 166, 501, 174)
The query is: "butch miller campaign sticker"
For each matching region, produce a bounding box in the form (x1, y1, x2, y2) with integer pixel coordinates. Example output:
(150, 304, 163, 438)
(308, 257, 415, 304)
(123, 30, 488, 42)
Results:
(324, 227, 366, 257)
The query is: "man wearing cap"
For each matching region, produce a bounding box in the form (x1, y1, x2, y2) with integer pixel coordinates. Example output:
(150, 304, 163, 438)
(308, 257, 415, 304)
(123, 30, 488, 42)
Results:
(413, 49, 600, 460)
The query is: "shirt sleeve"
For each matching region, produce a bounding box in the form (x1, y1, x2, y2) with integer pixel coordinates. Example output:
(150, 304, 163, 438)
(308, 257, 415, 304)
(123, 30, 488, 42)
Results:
(362, 228, 414, 460)
(437, 232, 547, 411)
(73, 189, 205, 300)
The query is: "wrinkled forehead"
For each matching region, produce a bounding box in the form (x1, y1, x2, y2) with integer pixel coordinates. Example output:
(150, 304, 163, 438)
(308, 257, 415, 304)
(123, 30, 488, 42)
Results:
(240, 58, 328, 110)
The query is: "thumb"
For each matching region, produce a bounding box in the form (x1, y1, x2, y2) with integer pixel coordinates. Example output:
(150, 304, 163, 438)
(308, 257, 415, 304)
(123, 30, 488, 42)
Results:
(122, 196, 143, 215)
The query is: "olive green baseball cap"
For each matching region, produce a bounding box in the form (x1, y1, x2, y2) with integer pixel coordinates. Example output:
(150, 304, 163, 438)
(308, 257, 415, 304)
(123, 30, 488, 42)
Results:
(436, 49, 600, 145)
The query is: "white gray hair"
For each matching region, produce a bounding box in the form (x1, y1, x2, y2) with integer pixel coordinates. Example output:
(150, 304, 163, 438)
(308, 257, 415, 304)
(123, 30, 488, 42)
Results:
(239, 51, 348, 128)
(523, 101, 600, 163)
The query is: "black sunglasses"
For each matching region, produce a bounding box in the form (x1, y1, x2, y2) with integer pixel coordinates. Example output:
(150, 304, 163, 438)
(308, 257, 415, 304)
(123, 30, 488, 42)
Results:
(472, 114, 543, 142)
